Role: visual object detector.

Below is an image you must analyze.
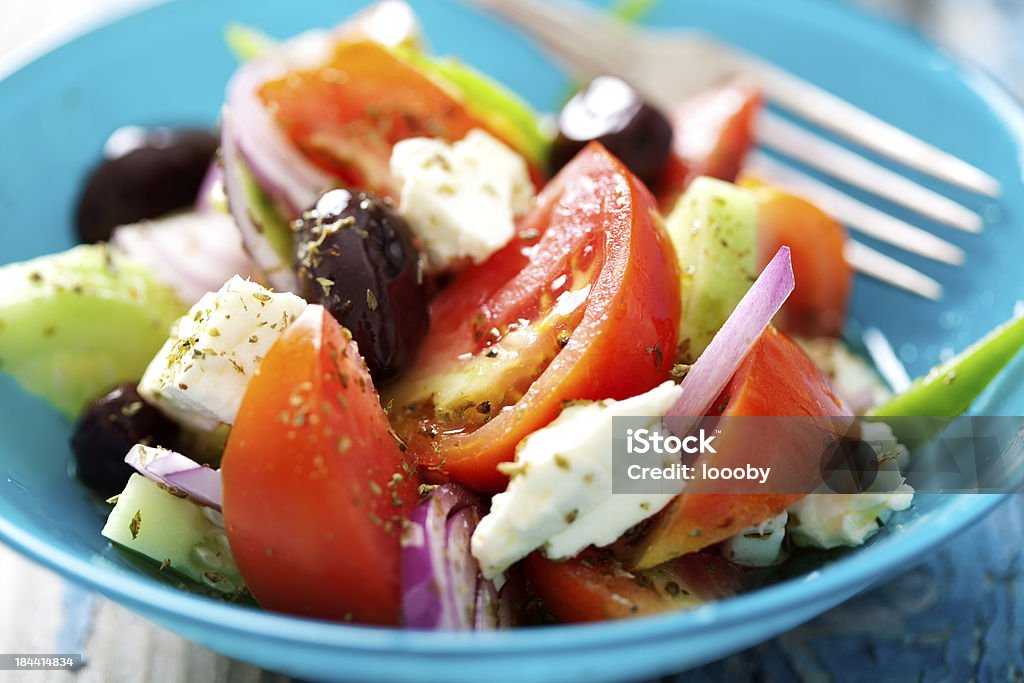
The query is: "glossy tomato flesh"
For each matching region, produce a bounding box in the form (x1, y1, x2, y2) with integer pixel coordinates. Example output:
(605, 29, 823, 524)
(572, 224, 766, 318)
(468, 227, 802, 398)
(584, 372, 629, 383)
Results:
(259, 40, 539, 198)
(525, 548, 741, 623)
(386, 143, 681, 492)
(221, 305, 416, 624)
(630, 325, 853, 569)
(657, 80, 762, 210)
(740, 175, 852, 338)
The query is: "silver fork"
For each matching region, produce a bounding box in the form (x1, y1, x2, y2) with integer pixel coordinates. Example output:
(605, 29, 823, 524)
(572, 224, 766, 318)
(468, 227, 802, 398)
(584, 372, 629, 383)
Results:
(467, 0, 1002, 300)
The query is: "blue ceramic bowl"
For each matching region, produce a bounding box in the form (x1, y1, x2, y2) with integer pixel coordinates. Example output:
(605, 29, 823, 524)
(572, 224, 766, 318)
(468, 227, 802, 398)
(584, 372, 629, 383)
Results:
(1, 1, 1022, 681)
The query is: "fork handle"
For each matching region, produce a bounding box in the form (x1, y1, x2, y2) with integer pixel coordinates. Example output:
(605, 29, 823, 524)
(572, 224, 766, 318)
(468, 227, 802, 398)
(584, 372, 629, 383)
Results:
(463, 0, 637, 79)
(463, 0, 741, 110)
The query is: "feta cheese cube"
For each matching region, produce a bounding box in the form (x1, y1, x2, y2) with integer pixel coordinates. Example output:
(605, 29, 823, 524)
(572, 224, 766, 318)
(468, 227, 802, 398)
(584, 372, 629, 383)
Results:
(390, 129, 535, 272)
(787, 485, 913, 549)
(470, 381, 682, 579)
(139, 276, 307, 431)
(543, 489, 677, 561)
(787, 420, 914, 549)
(721, 511, 788, 567)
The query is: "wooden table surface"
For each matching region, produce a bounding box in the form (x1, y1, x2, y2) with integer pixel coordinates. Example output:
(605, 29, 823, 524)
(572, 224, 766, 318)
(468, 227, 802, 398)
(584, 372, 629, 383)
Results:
(3, 1, 1023, 681)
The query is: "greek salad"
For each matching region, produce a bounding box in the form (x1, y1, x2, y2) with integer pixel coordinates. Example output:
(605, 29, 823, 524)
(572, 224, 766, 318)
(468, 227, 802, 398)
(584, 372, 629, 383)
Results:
(2, 1, 1023, 628)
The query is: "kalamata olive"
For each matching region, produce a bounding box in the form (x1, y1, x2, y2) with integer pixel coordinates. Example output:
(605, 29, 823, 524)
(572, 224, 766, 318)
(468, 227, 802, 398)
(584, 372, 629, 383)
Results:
(76, 126, 219, 243)
(549, 76, 673, 187)
(294, 189, 429, 383)
(70, 384, 180, 497)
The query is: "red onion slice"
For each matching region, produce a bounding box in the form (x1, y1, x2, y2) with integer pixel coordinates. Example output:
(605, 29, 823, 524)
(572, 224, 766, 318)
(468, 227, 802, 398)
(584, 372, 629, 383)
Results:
(124, 444, 222, 510)
(224, 33, 333, 215)
(220, 111, 299, 292)
(444, 507, 480, 629)
(402, 484, 502, 630)
(221, 29, 338, 292)
(474, 575, 500, 630)
(664, 246, 795, 433)
(111, 211, 256, 305)
(195, 161, 225, 214)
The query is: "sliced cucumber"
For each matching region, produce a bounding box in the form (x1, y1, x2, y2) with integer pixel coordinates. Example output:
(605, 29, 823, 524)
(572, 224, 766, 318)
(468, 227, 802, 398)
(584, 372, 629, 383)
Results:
(664, 177, 758, 362)
(237, 156, 294, 268)
(224, 23, 276, 62)
(102, 474, 243, 594)
(0, 244, 186, 418)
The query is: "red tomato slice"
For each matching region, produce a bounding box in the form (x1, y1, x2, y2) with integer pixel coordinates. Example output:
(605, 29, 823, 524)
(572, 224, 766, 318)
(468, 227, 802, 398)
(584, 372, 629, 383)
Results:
(386, 143, 681, 492)
(221, 305, 416, 624)
(740, 175, 852, 337)
(259, 40, 538, 197)
(525, 548, 741, 623)
(657, 80, 762, 210)
(630, 325, 853, 569)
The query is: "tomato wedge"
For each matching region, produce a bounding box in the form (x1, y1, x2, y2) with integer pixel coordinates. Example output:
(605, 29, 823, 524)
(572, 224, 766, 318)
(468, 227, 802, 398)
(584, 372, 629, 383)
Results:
(259, 40, 539, 197)
(740, 176, 852, 337)
(387, 143, 681, 492)
(221, 305, 416, 624)
(630, 325, 852, 569)
(657, 80, 762, 210)
(525, 548, 741, 623)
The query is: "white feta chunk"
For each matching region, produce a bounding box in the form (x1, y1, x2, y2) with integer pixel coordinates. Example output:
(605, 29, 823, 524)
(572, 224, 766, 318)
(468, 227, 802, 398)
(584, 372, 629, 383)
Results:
(721, 511, 788, 567)
(390, 129, 534, 272)
(797, 337, 891, 414)
(857, 420, 911, 492)
(788, 486, 914, 549)
(139, 276, 307, 431)
(543, 489, 677, 561)
(787, 419, 913, 549)
(471, 381, 682, 579)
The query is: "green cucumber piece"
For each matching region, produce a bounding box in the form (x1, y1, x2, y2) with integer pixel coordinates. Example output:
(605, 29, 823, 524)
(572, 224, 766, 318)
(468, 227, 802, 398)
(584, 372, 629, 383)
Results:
(0, 244, 186, 419)
(397, 49, 551, 169)
(866, 311, 1024, 447)
(224, 23, 276, 62)
(665, 177, 759, 362)
(102, 474, 243, 594)
(869, 312, 1024, 420)
(611, 0, 658, 23)
(237, 156, 294, 267)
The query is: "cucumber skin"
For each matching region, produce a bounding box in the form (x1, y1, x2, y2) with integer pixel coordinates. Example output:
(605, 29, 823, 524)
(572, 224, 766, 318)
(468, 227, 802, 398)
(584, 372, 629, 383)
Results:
(237, 157, 294, 267)
(102, 474, 244, 594)
(0, 244, 186, 419)
(664, 177, 758, 363)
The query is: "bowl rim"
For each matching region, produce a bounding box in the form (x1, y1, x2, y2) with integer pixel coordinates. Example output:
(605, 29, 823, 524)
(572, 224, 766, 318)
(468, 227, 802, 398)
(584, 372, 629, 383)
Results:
(0, 494, 1008, 652)
(0, 0, 1021, 658)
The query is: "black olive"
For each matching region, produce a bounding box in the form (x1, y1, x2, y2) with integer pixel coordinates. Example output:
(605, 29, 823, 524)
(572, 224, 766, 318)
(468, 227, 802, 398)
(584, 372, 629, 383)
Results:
(294, 189, 429, 383)
(75, 127, 219, 243)
(70, 384, 180, 497)
(549, 76, 673, 187)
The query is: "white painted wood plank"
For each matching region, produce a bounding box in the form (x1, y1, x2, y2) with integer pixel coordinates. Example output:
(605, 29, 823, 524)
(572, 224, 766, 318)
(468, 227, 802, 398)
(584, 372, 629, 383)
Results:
(0, 541, 287, 683)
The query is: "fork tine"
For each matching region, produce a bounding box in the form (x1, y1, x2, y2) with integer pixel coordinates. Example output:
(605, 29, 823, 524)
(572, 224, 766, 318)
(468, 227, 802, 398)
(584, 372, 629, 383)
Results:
(861, 327, 913, 392)
(475, 0, 1001, 200)
(746, 152, 966, 266)
(746, 61, 1001, 198)
(757, 112, 984, 233)
(844, 241, 943, 301)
